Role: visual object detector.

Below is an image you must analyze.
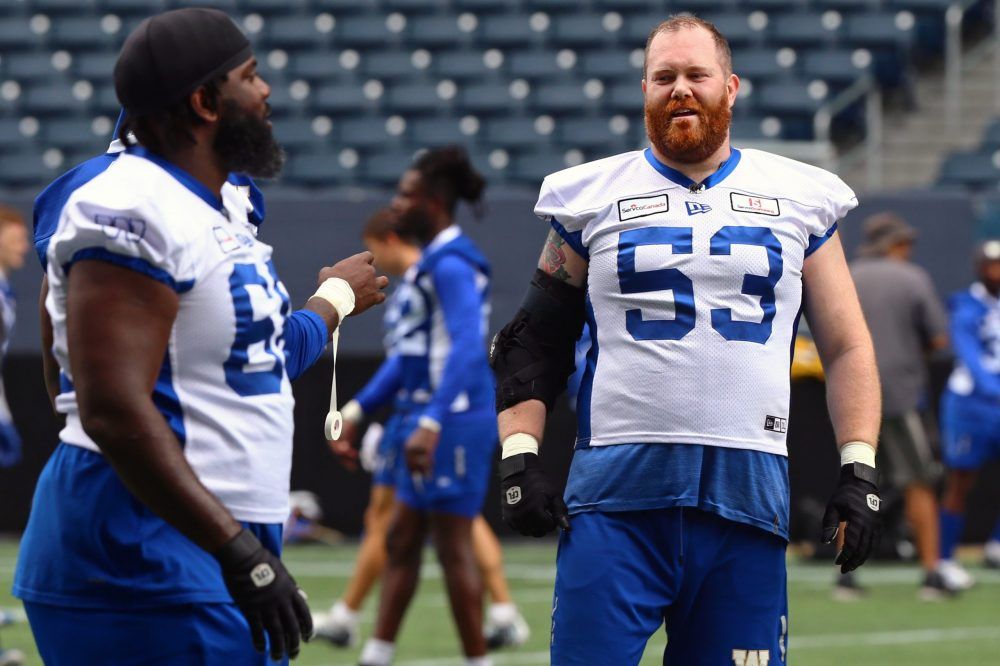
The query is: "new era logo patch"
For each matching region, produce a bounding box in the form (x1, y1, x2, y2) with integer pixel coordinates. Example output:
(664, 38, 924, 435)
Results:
(731, 193, 780, 216)
(618, 194, 668, 221)
(685, 201, 712, 216)
(764, 415, 787, 433)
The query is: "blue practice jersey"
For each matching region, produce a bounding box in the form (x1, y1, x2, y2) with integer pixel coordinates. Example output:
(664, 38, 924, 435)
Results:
(0, 273, 21, 467)
(537, 147, 857, 540)
(945, 282, 1000, 402)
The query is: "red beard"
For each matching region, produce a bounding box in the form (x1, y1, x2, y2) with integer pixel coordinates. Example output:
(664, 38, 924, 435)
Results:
(645, 92, 732, 164)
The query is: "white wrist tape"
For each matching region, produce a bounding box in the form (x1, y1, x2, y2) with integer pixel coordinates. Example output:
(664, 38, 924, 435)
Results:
(501, 433, 539, 459)
(418, 416, 442, 433)
(840, 441, 876, 468)
(341, 399, 363, 425)
(324, 328, 343, 440)
(313, 277, 355, 324)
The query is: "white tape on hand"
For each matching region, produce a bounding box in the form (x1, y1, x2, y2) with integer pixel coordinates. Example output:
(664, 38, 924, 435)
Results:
(313, 277, 355, 325)
(840, 441, 876, 468)
(324, 327, 343, 441)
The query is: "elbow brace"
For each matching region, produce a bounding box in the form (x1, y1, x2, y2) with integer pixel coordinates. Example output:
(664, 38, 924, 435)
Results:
(490, 269, 586, 412)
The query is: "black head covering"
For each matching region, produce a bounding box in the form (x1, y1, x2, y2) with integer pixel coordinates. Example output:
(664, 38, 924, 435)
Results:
(114, 8, 252, 117)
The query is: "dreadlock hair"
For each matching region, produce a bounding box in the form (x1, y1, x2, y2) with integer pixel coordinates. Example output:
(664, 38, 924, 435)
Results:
(412, 146, 486, 217)
(117, 75, 226, 154)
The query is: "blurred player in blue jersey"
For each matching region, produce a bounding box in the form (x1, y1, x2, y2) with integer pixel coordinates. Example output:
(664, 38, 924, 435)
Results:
(491, 16, 882, 665)
(0, 207, 27, 469)
(0, 206, 28, 666)
(357, 148, 498, 666)
(316, 210, 527, 652)
(12, 9, 387, 665)
(938, 240, 1000, 584)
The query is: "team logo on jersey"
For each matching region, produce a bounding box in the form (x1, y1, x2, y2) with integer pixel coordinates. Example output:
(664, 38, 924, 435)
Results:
(866, 493, 880, 511)
(764, 415, 787, 433)
(95, 214, 146, 242)
(213, 226, 241, 253)
(618, 194, 669, 221)
(732, 649, 770, 666)
(506, 486, 522, 505)
(730, 193, 780, 216)
(685, 201, 713, 216)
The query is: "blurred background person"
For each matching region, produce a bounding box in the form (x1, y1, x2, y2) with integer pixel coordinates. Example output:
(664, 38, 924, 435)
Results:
(938, 239, 1000, 586)
(844, 212, 956, 600)
(316, 207, 529, 652)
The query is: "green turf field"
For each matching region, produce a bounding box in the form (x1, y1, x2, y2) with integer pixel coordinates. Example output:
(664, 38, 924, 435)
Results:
(2, 539, 998, 665)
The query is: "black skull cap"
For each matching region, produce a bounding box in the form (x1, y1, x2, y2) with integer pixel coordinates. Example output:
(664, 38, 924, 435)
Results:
(114, 8, 252, 116)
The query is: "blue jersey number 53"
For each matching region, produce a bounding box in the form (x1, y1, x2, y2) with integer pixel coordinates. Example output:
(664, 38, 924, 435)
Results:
(617, 225, 783, 344)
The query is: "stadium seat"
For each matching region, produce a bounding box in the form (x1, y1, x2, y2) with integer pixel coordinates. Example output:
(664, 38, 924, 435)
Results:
(363, 149, 421, 185)
(33, 0, 94, 14)
(844, 11, 915, 47)
(755, 81, 828, 116)
(363, 51, 426, 81)
(525, 0, 590, 11)
(407, 16, 474, 48)
(312, 0, 379, 13)
(592, 0, 666, 12)
(385, 83, 446, 114)
(433, 51, 500, 81)
(48, 16, 117, 49)
(481, 15, 545, 47)
(310, 83, 372, 115)
(266, 16, 331, 49)
(103, 0, 166, 15)
(460, 83, 519, 114)
(701, 12, 765, 48)
(42, 117, 107, 151)
(382, 0, 449, 13)
(286, 52, 354, 83)
(93, 84, 120, 115)
(21, 84, 88, 116)
(625, 13, 672, 45)
(0, 18, 41, 50)
(938, 151, 1000, 191)
(335, 15, 401, 48)
(532, 83, 596, 114)
(238, 0, 305, 15)
(74, 52, 118, 81)
(0, 119, 34, 151)
(768, 12, 843, 47)
(507, 51, 571, 80)
(800, 48, 872, 84)
(981, 119, 1000, 150)
(337, 116, 399, 148)
(730, 115, 773, 141)
(511, 150, 573, 185)
(409, 117, 472, 147)
(557, 116, 633, 150)
(0, 153, 55, 186)
(606, 81, 642, 113)
(549, 14, 620, 47)
(171, 0, 239, 11)
(579, 49, 642, 79)
(4, 53, 61, 82)
(271, 117, 327, 151)
(484, 117, 551, 149)
(732, 48, 790, 81)
(282, 153, 356, 187)
(452, 0, 519, 13)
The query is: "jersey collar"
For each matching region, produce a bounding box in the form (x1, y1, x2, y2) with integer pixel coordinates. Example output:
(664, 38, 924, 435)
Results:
(643, 146, 741, 191)
(127, 146, 224, 211)
(424, 224, 461, 253)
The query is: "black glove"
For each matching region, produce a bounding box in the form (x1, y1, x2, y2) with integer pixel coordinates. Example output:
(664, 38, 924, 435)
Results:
(215, 529, 313, 660)
(500, 452, 571, 537)
(821, 462, 882, 574)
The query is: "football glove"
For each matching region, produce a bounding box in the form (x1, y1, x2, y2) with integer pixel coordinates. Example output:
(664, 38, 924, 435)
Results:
(499, 452, 570, 537)
(215, 529, 313, 660)
(821, 462, 882, 574)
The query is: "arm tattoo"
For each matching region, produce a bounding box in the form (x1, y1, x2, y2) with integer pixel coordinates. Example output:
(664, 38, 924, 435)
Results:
(541, 230, 572, 282)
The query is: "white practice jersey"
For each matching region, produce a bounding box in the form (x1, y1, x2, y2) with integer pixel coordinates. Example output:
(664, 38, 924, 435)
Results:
(46, 149, 295, 523)
(537, 148, 857, 456)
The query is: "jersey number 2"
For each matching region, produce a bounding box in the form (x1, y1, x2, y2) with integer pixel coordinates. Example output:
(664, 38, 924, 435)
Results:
(617, 226, 783, 344)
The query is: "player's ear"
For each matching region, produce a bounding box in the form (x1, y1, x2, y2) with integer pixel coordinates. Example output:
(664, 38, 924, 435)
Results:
(189, 85, 220, 124)
(726, 73, 740, 108)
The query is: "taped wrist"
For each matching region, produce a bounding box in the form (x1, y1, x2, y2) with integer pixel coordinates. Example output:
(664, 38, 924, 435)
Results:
(490, 269, 585, 412)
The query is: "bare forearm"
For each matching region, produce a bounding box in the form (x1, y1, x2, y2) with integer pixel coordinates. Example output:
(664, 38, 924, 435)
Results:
(498, 399, 547, 443)
(822, 342, 881, 448)
(84, 403, 241, 553)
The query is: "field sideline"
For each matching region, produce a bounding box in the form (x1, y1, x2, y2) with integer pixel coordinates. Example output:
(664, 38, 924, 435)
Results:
(2, 539, 999, 665)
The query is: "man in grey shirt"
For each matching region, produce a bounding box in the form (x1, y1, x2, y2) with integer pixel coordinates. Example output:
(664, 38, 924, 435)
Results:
(845, 212, 957, 598)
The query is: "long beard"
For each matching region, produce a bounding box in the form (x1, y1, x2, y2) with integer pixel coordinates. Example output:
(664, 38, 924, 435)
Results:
(645, 92, 731, 164)
(214, 99, 285, 178)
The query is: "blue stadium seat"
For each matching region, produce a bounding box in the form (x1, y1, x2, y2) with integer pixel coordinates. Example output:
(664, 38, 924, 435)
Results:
(730, 115, 772, 140)
(335, 15, 400, 48)
(42, 117, 107, 150)
(507, 51, 571, 80)
(0, 119, 33, 151)
(282, 153, 356, 187)
(310, 83, 371, 115)
(812, 0, 883, 10)
(171, 0, 239, 10)
(407, 16, 474, 48)
(606, 81, 642, 113)
(74, 52, 118, 80)
(549, 14, 620, 47)
(0, 153, 55, 186)
(532, 83, 596, 114)
(266, 16, 331, 49)
(409, 118, 471, 147)
(732, 48, 788, 81)
(363, 51, 425, 81)
(385, 83, 445, 114)
(434, 51, 500, 80)
(93, 84, 119, 115)
(481, 15, 544, 47)
(382, 0, 449, 13)
(0, 18, 40, 49)
(755, 81, 828, 115)
(103, 0, 166, 15)
(558, 116, 633, 150)
(624, 13, 670, 45)
(741, 0, 809, 10)
(48, 16, 117, 49)
(312, 0, 379, 13)
(271, 117, 327, 150)
(21, 84, 88, 116)
(460, 83, 518, 114)
(337, 117, 399, 147)
(580, 49, 641, 79)
(525, 0, 589, 11)
(701, 12, 764, 47)
(265, 82, 307, 117)
(4, 53, 61, 82)
(592, 0, 667, 12)
(981, 120, 1000, 150)
(452, 0, 518, 13)
(844, 11, 914, 47)
(34, 0, 95, 14)
(768, 12, 842, 47)
(511, 150, 571, 184)
(363, 149, 419, 185)
(800, 48, 872, 84)
(484, 117, 550, 148)
(938, 151, 1000, 190)
(286, 52, 354, 83)
(239, 0, 306, 15)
